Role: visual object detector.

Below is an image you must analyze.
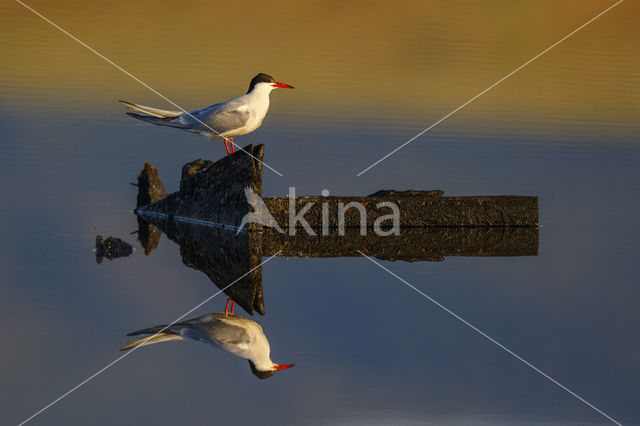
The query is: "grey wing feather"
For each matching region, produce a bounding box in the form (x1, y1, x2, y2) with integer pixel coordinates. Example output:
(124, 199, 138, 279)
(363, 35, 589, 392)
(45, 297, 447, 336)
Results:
(128, 314, 253, 349)
(185, 99, 251, 134)
(182, 318, 251, 347)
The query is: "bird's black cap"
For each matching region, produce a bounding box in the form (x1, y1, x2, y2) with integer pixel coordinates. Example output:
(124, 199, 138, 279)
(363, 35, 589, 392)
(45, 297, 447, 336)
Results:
(248, 360, 277, 379)
(247, 73, 277, 93)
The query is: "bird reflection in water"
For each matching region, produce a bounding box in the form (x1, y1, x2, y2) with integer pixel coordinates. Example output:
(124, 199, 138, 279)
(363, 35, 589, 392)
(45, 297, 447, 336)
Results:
(120, 299, 294, 379)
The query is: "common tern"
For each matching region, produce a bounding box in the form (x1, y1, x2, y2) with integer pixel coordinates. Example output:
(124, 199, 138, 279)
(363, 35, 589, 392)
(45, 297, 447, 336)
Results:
(120, 301, 294, 379)
(119, 73, 294, 155)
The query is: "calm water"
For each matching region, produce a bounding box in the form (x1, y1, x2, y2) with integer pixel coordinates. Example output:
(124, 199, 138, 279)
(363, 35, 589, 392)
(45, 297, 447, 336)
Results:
(1, 0, 639, 425)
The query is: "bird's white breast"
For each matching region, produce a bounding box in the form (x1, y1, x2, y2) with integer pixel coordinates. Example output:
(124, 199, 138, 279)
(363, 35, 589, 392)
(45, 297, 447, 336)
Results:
(236, 92, 270, 136)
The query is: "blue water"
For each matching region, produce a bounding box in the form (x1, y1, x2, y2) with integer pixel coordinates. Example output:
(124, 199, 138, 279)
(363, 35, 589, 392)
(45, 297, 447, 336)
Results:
(1, 108, 638, 424)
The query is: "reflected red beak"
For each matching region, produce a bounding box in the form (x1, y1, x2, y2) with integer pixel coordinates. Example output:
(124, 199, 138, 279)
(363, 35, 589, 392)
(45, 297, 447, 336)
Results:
(274, 363, 295, 370)
(272, 82, 294, 89)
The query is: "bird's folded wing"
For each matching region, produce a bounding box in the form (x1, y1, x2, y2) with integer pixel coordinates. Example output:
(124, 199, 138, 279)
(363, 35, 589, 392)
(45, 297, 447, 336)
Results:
(188, 99, 251, 133)
(182, 320, 251, 347)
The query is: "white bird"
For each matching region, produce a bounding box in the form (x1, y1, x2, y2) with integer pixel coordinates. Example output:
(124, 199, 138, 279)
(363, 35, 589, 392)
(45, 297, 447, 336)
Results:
(119, 73, 294, 155)
(120, 303, 294, 379)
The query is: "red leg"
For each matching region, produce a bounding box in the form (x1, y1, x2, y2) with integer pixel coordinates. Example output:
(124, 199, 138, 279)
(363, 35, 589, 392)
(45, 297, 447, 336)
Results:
(224, 298, 231, 315)
(229, 138, 235, 153)
(230, 300, 235, 314)
(224, 139, 231, 155)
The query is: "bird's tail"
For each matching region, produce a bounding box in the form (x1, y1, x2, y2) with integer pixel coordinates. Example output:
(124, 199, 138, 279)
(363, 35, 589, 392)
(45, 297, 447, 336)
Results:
(120, 324, 187, 351)
(119, 100, 189, 129)
(119, 332, 183, 351)
(119, 100, 182, 118)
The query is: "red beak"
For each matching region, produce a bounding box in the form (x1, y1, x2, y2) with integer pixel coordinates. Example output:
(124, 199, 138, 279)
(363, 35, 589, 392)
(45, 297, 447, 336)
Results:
(272, 82, 294, 89)
(274, 363, 295, 370)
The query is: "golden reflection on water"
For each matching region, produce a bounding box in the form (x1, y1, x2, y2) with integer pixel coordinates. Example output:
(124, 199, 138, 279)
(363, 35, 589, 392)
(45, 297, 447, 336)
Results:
(1, 0, 638, 136)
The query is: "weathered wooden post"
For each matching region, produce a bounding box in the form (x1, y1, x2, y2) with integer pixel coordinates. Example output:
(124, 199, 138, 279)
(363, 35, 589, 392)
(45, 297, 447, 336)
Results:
(134, 144, 538, 314)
